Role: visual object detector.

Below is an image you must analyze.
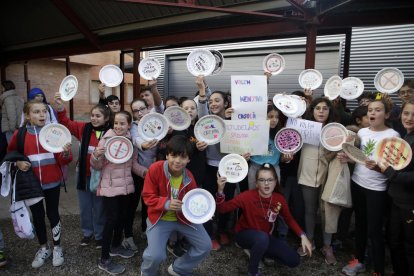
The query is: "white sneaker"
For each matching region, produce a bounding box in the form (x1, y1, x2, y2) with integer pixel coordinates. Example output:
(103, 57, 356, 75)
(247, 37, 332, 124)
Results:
(122, 237, 138, 252)
(52, 246, 64, 267)
(32, 247, 52, 268)
(167, 264, 180, 276)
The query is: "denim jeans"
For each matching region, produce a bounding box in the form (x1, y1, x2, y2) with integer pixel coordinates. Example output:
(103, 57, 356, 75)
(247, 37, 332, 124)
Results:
(77, 177, 105, 240)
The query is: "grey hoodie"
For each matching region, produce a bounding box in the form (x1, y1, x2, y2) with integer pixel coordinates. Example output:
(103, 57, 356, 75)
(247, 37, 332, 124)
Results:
(0, 90, 24, 132)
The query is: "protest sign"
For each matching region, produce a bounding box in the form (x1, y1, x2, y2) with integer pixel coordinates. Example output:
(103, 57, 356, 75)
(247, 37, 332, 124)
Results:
(220, 120, 269, 155)
(231, 75, 267, 120)
(286, 118, 322, 146)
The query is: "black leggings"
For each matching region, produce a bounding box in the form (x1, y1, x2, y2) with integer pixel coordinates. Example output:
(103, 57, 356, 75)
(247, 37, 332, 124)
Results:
(351, 181, 386, 275)
(101, 195, 128, 260)
(30, 185, 61, 246)
(123, 174, 147, 235)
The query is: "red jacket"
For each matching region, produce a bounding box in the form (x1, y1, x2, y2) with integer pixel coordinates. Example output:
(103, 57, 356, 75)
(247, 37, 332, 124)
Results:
(216, 189, 303, 236)
(143, 160, 197, 228)
(57, 108, 100, 177)
(7, 125, 72, 188)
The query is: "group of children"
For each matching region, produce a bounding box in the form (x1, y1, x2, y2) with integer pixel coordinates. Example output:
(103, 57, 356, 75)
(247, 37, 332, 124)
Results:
(0, 76, 413, 276)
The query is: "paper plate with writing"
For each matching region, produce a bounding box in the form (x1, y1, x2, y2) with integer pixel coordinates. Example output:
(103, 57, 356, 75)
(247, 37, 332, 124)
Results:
(163, 106, 191, 131)
(39, 123, 72, 153)
(137, 113, 169, 141)
(298, 69, 323, 90)
(320, 123, 348, 151)
(340, 77, 364, 100)
(342, 143, 367, 165)
(210, 50, 224, 75)
(59, 75, 78, 101)
(105, 136, 133, 164)
(374, 67, 404, 94)
(138, 57, 162, 80)
(273, 94, 298, 116)
(186, 49, 216, 77)
(324, 75, 342, 100)
(373, 137, 412, 170)
(182, 188, 216, 224)
(275, 128, 303, 154)
(99, 65, 123, 87)
(218, 153, 248, 183)
(263, 53, 285, 76)
(194, 115, 225, 145)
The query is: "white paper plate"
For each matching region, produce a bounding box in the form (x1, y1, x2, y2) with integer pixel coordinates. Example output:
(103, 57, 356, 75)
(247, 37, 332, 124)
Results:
(182, 188, 216, 224)
(59, 75, 78, 101)
(138, 57, 162, 80)
(320, 123, 348, 151)
(342, 143, 367, 165)
(218, 153, 248, 183)
(298, 69, 323, 90)
(273, 94, 298, 116)
(99, 65, 123, 87)
(274, 128, 303, 154)
(104, 136, 133, 164)
(137, 113, 169, 141)
(373, 137, 412, 170)
(163, 106, 191, 131)
(39, 123, 72, 153)
(210, 50, 224, 75)
(194, 115, 225, 145)
(287, 95, 307, 118)
(374, 67, 404, 94)
(340, 77, 364, 100)
(324, 75, 342, 100)
(186, 49, 216, 77)
(262, 53, 285, 76)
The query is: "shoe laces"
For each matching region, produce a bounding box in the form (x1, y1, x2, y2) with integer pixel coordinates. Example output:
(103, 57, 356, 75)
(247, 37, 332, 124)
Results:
(348, 257, 360, 267)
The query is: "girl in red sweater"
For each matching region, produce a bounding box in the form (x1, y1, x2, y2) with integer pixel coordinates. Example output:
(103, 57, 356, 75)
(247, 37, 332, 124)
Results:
(8, 101, 72, 268)
(216, 163, 312, 276)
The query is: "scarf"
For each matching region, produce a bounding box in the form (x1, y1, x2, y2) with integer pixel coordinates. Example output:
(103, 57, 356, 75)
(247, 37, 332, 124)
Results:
(77, 122, 109, 190)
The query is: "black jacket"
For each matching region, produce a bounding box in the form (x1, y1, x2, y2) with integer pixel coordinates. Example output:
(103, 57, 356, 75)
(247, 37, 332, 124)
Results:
(384, 131, 414, 210)
(2, 151, 44, 202)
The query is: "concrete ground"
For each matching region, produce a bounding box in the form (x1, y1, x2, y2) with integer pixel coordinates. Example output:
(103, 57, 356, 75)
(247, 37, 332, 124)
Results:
(0, 142, 390, 275)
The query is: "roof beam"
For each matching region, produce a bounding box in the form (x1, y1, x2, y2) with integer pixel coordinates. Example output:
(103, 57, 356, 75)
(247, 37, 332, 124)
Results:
(317, 0, 355, 17)
(286, 0, 306, 14)
(52, 0, 101, 49)
(116, 0, 305, 21)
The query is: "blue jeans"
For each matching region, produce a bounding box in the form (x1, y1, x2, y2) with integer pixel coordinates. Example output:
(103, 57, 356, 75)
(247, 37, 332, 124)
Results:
(0, 227, 4, 250)
(141, 219, 211, 276)
(77, 178, 105, 240)
(235, 229, 300, 274)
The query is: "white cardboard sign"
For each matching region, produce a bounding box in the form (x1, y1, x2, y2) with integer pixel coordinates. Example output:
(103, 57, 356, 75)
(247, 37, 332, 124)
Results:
(231, 75, 267, 121)
(286, 118, 322, 146)
(220, 120, 269, 155)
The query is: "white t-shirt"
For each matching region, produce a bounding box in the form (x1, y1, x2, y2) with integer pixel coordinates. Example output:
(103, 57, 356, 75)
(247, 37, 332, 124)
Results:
(352, 127, 400, 191)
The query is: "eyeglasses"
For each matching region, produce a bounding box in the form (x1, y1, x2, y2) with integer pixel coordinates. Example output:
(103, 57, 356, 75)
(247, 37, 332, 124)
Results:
(257, 178, 275, 184)
(132, 107, 147, 113)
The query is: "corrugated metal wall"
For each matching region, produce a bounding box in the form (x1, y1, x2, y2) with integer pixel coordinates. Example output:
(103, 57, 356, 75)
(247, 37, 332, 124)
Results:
(339, 24, 414, 110)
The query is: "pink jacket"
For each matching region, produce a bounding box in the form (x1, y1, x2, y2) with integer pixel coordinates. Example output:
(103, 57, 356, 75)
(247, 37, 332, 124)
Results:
(90, 129, 146, 197)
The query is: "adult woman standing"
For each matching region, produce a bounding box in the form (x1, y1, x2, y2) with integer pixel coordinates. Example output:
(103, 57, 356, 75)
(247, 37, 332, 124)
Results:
(0, 80, 24, 142)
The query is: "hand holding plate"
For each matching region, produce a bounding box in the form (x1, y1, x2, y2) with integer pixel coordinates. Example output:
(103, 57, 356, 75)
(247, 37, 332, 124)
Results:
(196, 76, 206, 93)
(281, 153, 293, 163)
(365, 159, 378, 170)
(224, 107, 234, 119)
(142, 139, 158, 150)
(242, 152, 251, 162)
(168, 199, 183, 211)
(98, 83, 105, 97)
(62, 142, 72, 157)
(196, 140, 208, 151)
(53, 92, 64, 111)
(217, 173, 227, 193)
(94, 145, 106, 159)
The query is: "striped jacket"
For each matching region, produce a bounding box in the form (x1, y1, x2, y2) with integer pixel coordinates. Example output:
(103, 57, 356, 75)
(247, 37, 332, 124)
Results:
(7, 125, 72, 189)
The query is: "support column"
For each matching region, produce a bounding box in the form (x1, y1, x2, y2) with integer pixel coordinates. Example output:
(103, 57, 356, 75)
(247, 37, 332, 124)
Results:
(120, 51, 125, 110)
(342, 28, 352, 78)
(1, 66, 6, 81)
(305, 24, 317, 69)
(24, 61, 30, 98)
(133, 48, 141, 99)
(66, 57, 74, 120)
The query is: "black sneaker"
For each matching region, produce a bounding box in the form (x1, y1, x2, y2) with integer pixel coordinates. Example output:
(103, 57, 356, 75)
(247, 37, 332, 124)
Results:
(80, 236, 93, 246)
(95, 239, 103, 249)
(109, 246, 134, 259)
(98, 258, 125, 275)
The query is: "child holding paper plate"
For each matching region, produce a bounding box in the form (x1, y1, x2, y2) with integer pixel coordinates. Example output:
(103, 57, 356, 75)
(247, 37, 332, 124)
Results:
(8, 100, 72, 268)
(377, 99, 414, 276)
(216, 163, 312, 276)
(91, 111, 146, 275)
(340, 99, 399, 276)
(54, 93, 110, 249)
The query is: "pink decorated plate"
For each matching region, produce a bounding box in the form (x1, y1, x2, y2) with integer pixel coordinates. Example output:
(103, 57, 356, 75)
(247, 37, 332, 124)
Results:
(274, 128, 303, 154)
